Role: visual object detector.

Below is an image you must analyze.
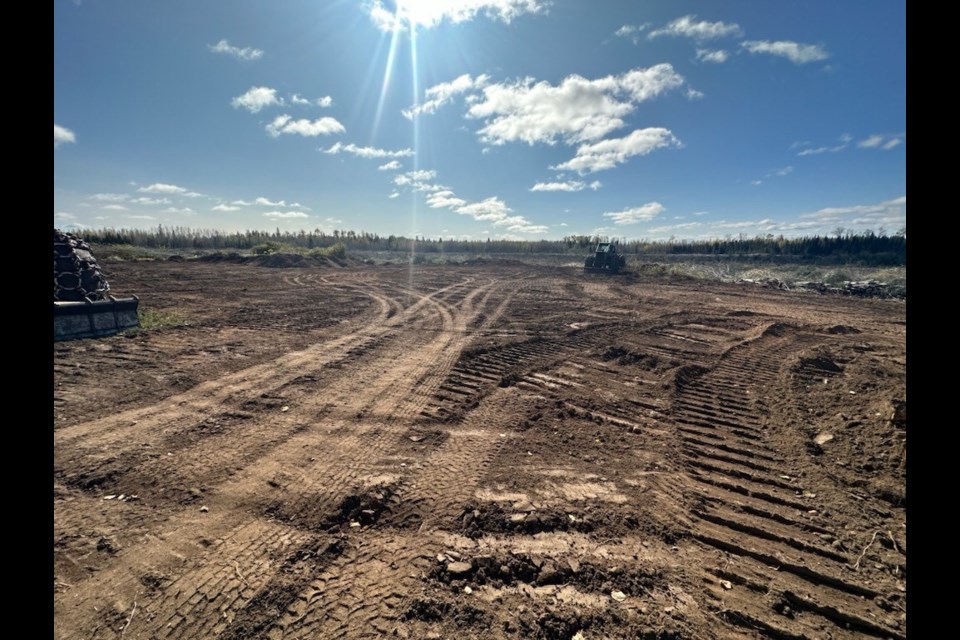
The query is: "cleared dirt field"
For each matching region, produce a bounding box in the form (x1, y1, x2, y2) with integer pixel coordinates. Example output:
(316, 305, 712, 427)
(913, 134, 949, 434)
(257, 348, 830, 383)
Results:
(54, 260, 906, 639)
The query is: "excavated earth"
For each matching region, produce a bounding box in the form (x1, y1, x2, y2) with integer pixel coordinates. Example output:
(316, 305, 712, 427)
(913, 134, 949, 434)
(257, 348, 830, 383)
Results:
(54, 260, 907, 639)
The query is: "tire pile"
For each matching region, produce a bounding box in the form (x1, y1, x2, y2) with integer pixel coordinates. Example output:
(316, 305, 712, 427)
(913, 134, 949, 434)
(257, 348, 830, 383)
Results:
(54, 229, 111, 302)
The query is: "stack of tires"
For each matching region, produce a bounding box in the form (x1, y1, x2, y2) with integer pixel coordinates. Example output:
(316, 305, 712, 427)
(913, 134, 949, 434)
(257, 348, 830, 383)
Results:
(54, 229, 110, 302)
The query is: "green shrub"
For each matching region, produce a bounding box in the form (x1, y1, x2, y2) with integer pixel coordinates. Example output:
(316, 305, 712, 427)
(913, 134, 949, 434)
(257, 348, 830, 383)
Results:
(252, 241, 284, 255)
(308, 242, 347, 259)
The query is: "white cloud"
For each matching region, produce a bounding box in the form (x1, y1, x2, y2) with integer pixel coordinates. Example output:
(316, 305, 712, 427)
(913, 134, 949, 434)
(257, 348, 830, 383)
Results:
(751, 180, 763, 186)
(696, 48, 729, 63)
(455, 197, 513, 221)
(130, 197, 172, 205)
(602, 202, 666, 225)
(649, 15, 742, 41)
(266, 114, 345, 137)
(774, 166, 793, 176)
(692, 211, 709, 216)
(162, 207, 195, 215)
(467, 64, 685, 146)
(55, 212, 76, 220)
(378, 160, 403, 171)
(741, 40, 830, 64)
(859, 133, 905, 149)
(393, 169, 442, 192)
(404, 73, 490, 118)
(212, 203, 241, 212)
(139, 183, 188, 194)
(797, 134, 850, 156)
(255, 197, 287, 207)
(530, 180, 587, 192)
(553, 127, 681, 174)
(54, 124, 76, 148)
(183, 191, 204, 198)
(231, 199, 253, 206)
(426, 190, 467, 208)
(126, 214, 156, 220)
(686, 88, 705, 100)
(208, 39, 264, 61)
(291, 94, 333, 107)
(614, 23, 650, 43)
(263, 211, 309, 219)
(798, 146, 834, 156)
(324, 142, 413, 158)
(388, 192, 400, 199)
(800, 196, 906, 220)
(232, 86, 281, 113)
(90, 193, 129, 202)
(103, 204, 128, 211)
(367, 0, 548, 32)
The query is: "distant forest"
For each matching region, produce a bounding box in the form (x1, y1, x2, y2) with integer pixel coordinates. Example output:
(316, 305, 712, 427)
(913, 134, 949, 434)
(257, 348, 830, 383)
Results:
(75, 226, 906, 265)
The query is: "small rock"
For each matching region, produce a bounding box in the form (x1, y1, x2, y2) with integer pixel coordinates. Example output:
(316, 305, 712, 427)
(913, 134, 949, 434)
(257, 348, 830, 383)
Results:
(281, 406, 289, 412)
(463, 586, 473, 594)
(611, 590, 627, 602)
(720, 580, 733, 590)
(103, 495, 117, 500)
(199, 506, 209, 512)
(509, 513, 527, 523)
(349, 521, 361, 528)
(814, 432, 834, 446)
(664, 606, 675, 614)
(447, 561, 473, 577)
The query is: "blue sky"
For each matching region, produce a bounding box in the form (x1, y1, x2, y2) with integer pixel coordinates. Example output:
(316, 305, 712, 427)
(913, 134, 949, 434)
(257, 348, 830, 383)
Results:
(54, 0, 906, 240)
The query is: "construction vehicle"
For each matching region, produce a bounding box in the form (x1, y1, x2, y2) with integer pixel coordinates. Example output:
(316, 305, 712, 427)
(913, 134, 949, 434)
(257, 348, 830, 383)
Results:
(583, 242, 626, 274)
(54, 229, 140, 340)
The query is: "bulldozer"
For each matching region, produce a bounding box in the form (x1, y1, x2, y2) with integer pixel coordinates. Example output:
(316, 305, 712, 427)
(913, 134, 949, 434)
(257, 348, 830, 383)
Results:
(54, 229, 140, 341)
(583, 242, 626, 274)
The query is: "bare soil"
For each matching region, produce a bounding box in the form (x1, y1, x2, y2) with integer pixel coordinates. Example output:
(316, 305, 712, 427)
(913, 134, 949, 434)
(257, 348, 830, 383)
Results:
(54, 260, 906, 639)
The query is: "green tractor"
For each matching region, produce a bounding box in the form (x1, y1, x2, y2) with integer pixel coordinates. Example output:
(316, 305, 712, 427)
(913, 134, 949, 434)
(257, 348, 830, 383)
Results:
(584, 242, 626, 274)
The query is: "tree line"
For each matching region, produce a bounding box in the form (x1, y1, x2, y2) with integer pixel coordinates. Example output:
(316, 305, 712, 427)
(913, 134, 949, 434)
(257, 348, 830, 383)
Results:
(72, 225, 905, 264)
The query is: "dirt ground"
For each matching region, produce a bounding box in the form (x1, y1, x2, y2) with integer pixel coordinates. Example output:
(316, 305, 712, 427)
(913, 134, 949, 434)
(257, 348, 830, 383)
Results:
(54, 260, 906, 639)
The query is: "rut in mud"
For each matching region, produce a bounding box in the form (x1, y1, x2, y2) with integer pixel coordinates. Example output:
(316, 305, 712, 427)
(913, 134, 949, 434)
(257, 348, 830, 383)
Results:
(54, 261, 906, 639)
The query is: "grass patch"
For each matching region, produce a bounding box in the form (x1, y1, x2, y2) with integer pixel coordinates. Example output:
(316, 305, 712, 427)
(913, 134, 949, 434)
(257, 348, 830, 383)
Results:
(92, 243, 160, 262)
(134, 308, 188, 332)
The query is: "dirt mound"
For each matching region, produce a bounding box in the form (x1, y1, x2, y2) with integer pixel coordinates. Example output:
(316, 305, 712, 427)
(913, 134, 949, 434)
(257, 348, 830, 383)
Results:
(795, 355, 844, 374)
(672, 364, 710, 392)
(246, 253, 316, 268)
(601, 346, 668, 370)
(196, 251, 244, 263)
(825, 324, 862, 334)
